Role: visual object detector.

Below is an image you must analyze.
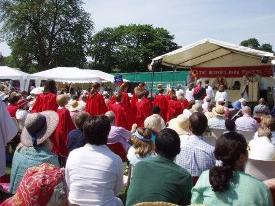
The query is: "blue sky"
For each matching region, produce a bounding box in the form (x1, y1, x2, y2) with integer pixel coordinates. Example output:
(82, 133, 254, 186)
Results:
(1, 0, 275, 56)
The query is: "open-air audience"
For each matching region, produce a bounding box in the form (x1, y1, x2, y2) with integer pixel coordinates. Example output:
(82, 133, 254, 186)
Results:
(168, 114, 190, 137)
(105, 111, 132, 152)
(253, 98, 270, 119)
(145, 106, 166, 131)
(208, 105, 226, 130)
(235, 106, 259, 132)
(225, 119, 236, 132)
(127, 127, 155, 167)
(67, 111, 90, 152)
(65, 115, 124, 206)
(191, 132, 272, 206)
(9, 111, 60, 194)
(176, 112, 215, 177)
(126, 128, 192, 206)
(204, 102, 216, 119)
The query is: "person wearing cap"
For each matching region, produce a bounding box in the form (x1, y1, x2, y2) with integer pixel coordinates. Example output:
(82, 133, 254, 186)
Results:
(7, 92, 21, 117)
(68, 99, 79, 118)
(153, 84, 168, 122)
(126, 128, 192, 206)
(86, 82, 107, 116)
(127, 127, 155, 167)
(208, 105, 226, 130)
(31, 80, 58, 112)
(65, 115, 124, 206)
(9, 111, 60, 194)
(15, 99, 30, 131)
(235, 106, 259, 132)
(52, 94, 75, 158)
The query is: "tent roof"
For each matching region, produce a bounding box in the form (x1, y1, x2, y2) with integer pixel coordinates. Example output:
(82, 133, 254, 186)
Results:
(0, 66, 29, 79)
(83, 69, 115, 82)
(152, 38, 274, 68)
(31, 67, 101, 83)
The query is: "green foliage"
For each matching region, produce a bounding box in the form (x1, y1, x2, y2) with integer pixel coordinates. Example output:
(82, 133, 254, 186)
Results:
(0, 0, 93, 72)
(240, 38, 273, 53)
(89, 24, 178, 73)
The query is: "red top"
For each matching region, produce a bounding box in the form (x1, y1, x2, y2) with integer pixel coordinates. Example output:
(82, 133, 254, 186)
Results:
(86, 92, 107, 116)
(31, 92, 58, 113)
(135, 98, 153, 127)
(167, 99, 183, 121)
(180, 99, 189, 111)
(109, 102, 130, 130)
(7, 103, 18, 117)
(51, 108, 75, 157)
(153, 94, 168, 122)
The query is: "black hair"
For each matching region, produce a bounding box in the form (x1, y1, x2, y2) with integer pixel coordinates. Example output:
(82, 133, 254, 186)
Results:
(209, 132, 247, 192)
(225, 119, 236, 132)
(83, 115, 111, 145)
(43, 80, 57, 94)
(155, 128, 180, 160)
(152, 106, 161, 114)
(189, 112, 208, 136)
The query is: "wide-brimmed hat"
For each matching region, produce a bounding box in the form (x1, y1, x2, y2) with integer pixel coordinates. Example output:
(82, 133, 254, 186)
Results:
(212, 105, 225, 117)
(68, 100, 79, 112)
(21, 111, 59, 147)
(168, 114, 190, 135)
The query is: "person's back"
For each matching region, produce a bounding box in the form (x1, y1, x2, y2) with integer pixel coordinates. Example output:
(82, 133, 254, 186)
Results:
(192, 170, 272, 206)
(235, 107, 258, 132)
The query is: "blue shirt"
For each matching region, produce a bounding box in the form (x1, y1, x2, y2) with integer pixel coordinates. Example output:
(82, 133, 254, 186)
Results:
(176, 135, 215, 176)
(68, 128, 85, 152)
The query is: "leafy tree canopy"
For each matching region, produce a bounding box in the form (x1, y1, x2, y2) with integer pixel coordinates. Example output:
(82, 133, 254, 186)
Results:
(0, 0, 93, 72)
(240, 38, 273, 53)
(89, 24, 178, 73)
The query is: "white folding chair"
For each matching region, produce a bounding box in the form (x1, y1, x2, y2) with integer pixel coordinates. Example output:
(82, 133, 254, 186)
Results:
(245, 159, 275, 181)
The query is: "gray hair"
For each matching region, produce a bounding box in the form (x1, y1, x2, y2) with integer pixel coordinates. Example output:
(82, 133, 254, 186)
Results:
(105, 111, 115, 125)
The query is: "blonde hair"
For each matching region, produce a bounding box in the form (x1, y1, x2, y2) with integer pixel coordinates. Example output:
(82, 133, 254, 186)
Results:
(261, 115, 275, 131)
(257, 127, 272, 139)
(131, 128, 154, 158)
(144, 115, 163, 132)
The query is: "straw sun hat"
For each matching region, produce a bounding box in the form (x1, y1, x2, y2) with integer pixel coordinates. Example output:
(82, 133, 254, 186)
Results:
(212, 105, 225, 117)
(68, 100, 79, 112)
(168, 114, 190, 135)
(21, 111, 59, 147)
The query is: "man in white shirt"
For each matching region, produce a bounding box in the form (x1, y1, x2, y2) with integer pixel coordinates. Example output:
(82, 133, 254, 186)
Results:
(185, 83, 194, 102)
(215, 85, 228, 103)
(65, 115, 124, 206)
(204, 79, 214, 99)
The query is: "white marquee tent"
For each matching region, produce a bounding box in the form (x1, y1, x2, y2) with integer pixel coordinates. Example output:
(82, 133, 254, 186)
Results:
(0, 66, 29, 90)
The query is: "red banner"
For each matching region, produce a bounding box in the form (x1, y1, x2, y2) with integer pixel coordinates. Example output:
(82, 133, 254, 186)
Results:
(192, 65, 272, 78)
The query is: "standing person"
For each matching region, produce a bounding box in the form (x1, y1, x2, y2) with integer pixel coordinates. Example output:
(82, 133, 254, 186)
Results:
(191, 132, 272, 206)
(193, 79, 206, 101)
(153, 84, 168, 122)
(86, 82, 107, 116)
(0, 100, 18, 182)
(204, 79, 214, 100)
(65, 116, 124, 206)
(215, 85, 228, 103)
(31, 80, 58, 112)
(135, 91, 153, 127)
(259, 77, 268, 100)
(176, 89, 189, 111)
(126, 128, 192, 206)
(7, 92, 21, 117)
(166, 89, 182, 121)
(185, 83, 194, 102)
(51, 94, 75, 158)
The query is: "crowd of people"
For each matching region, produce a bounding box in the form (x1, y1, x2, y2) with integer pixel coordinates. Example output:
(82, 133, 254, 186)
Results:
(0, 78, 275, 205)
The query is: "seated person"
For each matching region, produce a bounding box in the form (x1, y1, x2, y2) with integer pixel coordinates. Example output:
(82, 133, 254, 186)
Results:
(145, 106, 166, 132)
(235, 106, 259, 132)
(127, 128, 155, 166)
(67, 111, 90, 152)
(105, 111, 132, 152)
(208, 105, 226, 130)
(225, 119, 236, 132)
(176, 112, 215, 177)
(9, 111, 59, 194)
(191, 132, 272, 206)
(126, 128, 192, 206)
(65, 115, 123, 206)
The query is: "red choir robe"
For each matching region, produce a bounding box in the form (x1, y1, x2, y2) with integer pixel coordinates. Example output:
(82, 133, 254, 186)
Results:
(109, 102, 130, 130)
(86, 92, 107, 116)
(153, 94, 168, 122)
(121, 92, 135, 127)
(167, 99, 183, 121)
(180, 99, 189, 111)
(51, 108, 75, 157)
(7, 103, 18, 117)
(135, 98, 153, 127)
(31, 92, 58, 113)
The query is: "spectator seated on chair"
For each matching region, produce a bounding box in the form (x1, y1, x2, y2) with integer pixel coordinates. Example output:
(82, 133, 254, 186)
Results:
(67, 111, 90, 152)
(9, 111, 60, 194)
(176, 112, 215, 177)
(65, 115, 124, 206)
(253, 98, 270, 118)
(208, 105, 226, 130)
(253, 115, 275, 145)
(204, 102, 216, 120)
(191, 132, 272, 206)
(235, 106, 259, 132)
(144, 110, 166, 133)
(127, 128, 155, 167)
(225, 119, 236, 133)
(126, 128, 192, 206)
(168, 114, 190, 139)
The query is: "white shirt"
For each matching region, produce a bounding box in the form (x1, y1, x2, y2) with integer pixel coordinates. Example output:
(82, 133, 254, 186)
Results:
(215, 91, 228, 102)
(182, 109, 192, 118)
(127, 146, 155, 167)
(205, 85, 214, 98)
(249, 136, 275, 161)
(208, 116, 226, 130)
(185, 88, 194, 102)
(65, 144, 123, 206)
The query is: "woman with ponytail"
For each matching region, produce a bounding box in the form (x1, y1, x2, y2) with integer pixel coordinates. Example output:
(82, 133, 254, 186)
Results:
(191, 132, 272, 206)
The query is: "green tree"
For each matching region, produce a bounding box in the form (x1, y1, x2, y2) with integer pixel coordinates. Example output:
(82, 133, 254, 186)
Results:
(0, 0, 93, 72)
(240, 38, 260, 49)
(260, 43, 273, 53)
(89, 24, 178, 73)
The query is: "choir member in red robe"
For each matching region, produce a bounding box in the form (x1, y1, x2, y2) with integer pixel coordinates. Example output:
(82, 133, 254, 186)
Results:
(85, 82, 107, 116)
(109, 92, 130, 130)
(120, 82, 135, 127)
(135, 91, 153, 127)
(176, 89, 189, 111)
(7, 92, 20, 117)
(51, 94, 75, 158)
(31, 80, 58, 112)
(153, 84, 168, 122)
(166, 89, 183, 121)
